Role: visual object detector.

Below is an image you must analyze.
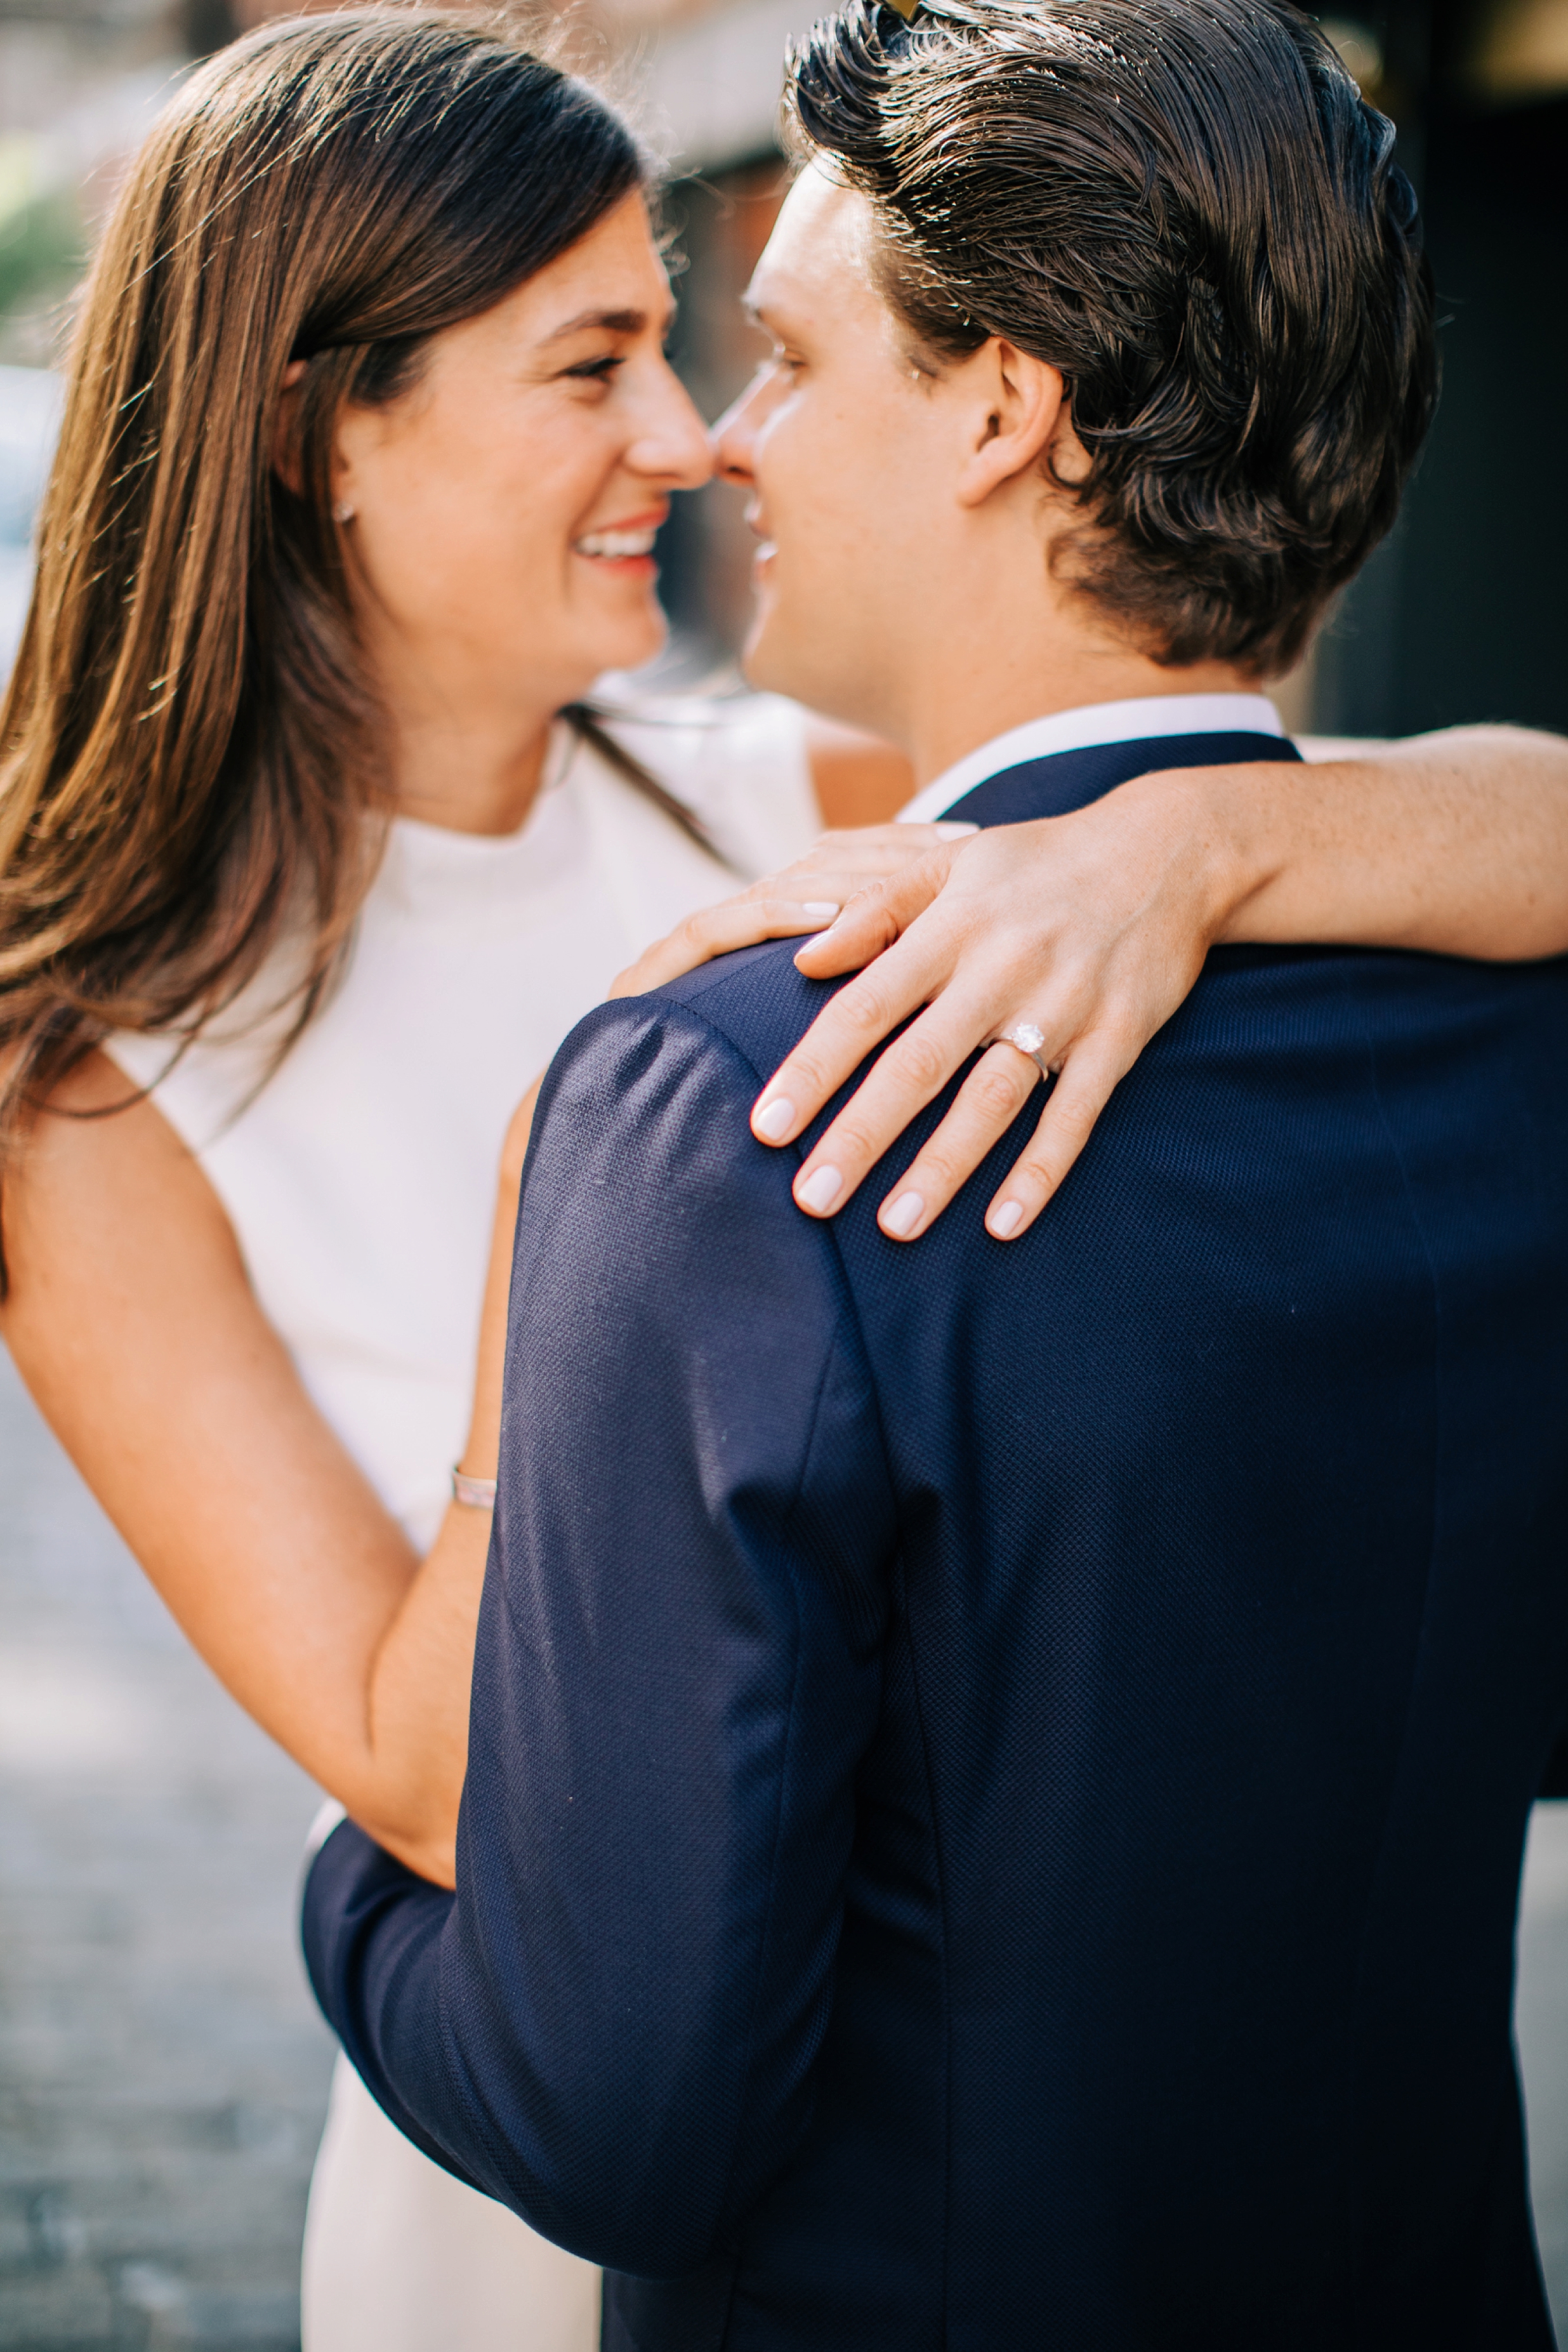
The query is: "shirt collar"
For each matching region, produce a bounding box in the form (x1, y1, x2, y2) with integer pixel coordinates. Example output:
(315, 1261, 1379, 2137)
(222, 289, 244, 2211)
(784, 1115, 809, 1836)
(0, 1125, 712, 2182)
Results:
(897, 694, 1286, 826)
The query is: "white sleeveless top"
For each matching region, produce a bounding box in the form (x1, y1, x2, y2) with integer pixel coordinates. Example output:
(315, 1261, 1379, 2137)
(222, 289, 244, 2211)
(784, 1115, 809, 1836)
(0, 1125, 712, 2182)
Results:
(105, 699, 819, 1549)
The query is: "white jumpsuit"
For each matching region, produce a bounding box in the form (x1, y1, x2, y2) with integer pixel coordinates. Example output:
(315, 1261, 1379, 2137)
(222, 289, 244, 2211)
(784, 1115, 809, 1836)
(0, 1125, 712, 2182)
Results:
(106, 699, 821, 2352)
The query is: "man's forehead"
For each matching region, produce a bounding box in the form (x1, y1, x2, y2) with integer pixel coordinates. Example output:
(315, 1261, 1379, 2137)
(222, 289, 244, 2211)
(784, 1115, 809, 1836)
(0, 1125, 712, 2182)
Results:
(745, 166, 874, 321)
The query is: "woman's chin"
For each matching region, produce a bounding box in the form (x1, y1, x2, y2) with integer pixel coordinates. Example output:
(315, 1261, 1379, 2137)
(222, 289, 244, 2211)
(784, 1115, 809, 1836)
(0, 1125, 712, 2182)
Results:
(588, 603, 668, 684)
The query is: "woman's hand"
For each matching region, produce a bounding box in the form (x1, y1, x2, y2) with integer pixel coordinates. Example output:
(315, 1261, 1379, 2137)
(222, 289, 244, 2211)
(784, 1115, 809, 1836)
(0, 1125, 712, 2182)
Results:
(747, 772, 1230, 1243)
(607, 823, 973, 998)
(743, 726, 1568, 1243)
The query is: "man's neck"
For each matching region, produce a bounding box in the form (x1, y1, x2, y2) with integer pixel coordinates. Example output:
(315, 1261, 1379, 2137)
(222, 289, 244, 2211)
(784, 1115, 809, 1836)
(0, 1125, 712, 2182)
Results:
(896, 687, 1285, 825)
(902, 643, 1255, 791)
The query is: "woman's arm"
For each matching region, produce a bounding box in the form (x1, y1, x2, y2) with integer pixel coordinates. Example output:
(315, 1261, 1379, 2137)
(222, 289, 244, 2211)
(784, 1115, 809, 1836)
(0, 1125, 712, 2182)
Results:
(0, 1052, 531, 1890)
(742, 723, 1568, 1241)
(1223, 726, 1568, 956)
(0, 819, 936, 1888)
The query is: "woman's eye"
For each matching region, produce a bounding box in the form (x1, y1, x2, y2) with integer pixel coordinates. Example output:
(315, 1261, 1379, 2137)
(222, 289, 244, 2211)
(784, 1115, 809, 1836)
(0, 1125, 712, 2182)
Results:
(563, 354, 624, 384)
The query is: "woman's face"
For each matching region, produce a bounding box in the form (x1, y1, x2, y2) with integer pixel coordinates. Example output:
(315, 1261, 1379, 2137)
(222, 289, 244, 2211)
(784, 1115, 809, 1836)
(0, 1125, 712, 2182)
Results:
(332, 194, 712, 717)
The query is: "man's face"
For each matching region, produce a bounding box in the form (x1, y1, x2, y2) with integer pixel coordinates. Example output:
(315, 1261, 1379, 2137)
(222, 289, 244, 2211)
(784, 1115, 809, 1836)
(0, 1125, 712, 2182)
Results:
(711, 168, 955, 742)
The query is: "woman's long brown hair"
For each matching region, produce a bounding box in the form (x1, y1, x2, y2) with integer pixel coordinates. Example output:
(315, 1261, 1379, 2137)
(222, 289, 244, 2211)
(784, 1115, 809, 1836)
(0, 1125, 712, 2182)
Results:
(0, 7, 671, 1278)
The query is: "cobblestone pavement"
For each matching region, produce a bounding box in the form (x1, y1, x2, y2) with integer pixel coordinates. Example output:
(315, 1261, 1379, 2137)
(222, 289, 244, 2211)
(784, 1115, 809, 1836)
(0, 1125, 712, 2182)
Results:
(0, 1350, 334, 2350)
(3, 1342, 1568, 2350)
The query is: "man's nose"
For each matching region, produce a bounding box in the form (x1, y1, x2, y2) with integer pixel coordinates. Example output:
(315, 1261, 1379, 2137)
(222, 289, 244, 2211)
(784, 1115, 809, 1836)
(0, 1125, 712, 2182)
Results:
(710, 371, 767, 486)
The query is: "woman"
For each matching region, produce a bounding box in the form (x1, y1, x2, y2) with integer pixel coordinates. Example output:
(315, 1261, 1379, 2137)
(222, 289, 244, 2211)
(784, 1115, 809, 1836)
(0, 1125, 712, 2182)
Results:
(0, 12, 1564, 2351)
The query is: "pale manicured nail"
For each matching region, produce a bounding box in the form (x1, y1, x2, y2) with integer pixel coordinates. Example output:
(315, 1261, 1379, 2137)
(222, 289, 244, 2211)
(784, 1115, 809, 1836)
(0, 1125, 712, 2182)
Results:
(883, 1189, 924, 1239)
(934, 821, 981, 838)
(989, 1199, 1025, 1239)
(799, 900, 840, 921)
(754, 1095, 796, 1142)
(798, 1164, 843, 1214)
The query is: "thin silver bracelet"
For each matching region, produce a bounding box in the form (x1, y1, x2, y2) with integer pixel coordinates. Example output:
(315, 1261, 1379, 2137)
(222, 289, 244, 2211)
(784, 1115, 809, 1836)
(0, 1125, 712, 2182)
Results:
(451, 1467, 497, 1510)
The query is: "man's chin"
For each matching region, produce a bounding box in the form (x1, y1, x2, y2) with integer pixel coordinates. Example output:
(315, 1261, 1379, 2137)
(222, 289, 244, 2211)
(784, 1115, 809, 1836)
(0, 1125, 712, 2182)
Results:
(738, 608, 805, 703)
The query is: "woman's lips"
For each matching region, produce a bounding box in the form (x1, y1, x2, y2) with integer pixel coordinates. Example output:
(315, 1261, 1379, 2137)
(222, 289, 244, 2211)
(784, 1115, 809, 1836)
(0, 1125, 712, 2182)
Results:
(572, 524, 660, 564)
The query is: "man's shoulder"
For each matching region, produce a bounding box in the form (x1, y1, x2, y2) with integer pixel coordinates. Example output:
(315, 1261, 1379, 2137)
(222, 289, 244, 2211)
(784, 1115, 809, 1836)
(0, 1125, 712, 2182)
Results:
(634, 932, 1568, 1098)
(645, 937, 845, 1083)
(530, 940, 840, 1196)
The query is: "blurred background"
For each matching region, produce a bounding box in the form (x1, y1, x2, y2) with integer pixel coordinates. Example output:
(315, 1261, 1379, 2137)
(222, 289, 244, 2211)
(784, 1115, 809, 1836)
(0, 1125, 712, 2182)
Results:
(0, 1, 1565, 2346)
(4, 0, 1565, 722)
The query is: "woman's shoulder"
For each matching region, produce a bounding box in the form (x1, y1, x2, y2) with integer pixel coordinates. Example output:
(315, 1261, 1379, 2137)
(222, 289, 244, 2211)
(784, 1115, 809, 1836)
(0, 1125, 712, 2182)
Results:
(98, 930, 319, 1157)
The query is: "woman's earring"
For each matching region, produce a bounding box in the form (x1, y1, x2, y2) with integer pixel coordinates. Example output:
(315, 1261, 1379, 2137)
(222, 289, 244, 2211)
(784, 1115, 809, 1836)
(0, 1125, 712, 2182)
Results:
(333, 500, 355, 523)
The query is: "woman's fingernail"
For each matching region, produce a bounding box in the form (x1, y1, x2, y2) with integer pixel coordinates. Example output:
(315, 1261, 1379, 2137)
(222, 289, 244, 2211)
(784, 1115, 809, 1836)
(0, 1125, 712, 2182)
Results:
(800, 900, 840, 920)
(754, 1095, 796, 1142)
(883, 1189, 924, 1238)
(798, 1164, 843, 1215)
(989, 1199, 1025, 1239)
(933, 821, 981, 838)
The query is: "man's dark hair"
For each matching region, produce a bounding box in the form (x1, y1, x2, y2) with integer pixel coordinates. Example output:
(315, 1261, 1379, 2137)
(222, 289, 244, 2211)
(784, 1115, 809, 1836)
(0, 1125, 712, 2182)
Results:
(783, 0, 1437, 674)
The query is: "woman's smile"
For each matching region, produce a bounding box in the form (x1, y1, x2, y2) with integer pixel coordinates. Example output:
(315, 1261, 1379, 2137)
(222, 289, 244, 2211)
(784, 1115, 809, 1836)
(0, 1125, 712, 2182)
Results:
(571, 508, 666, 571)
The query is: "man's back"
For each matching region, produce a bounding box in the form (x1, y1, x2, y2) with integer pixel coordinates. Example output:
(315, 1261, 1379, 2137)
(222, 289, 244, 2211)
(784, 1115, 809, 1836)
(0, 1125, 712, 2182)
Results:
(306, 739, 1568, 2349)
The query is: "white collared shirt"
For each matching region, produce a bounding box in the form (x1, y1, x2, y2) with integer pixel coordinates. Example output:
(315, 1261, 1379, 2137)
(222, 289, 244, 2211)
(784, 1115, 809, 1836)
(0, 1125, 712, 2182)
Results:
(897, 693, 1286, 825)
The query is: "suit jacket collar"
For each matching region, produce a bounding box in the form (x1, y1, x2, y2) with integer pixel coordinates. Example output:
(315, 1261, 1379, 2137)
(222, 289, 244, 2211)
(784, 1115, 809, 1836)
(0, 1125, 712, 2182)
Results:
(945, 730, 1302, 829)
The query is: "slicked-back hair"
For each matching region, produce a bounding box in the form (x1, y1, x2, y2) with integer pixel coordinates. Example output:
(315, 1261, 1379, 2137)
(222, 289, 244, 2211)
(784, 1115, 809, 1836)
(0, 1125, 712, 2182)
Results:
(784, 0, 1437, 675)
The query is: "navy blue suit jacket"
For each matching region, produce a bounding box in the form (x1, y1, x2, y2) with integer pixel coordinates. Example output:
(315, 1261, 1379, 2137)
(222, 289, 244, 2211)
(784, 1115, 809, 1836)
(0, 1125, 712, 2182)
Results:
(304, 732, 1568, 2350)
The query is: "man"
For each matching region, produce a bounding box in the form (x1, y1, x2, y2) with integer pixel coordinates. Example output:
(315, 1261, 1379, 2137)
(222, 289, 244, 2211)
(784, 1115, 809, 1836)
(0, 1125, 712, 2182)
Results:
(303, 1, 1568, 2342)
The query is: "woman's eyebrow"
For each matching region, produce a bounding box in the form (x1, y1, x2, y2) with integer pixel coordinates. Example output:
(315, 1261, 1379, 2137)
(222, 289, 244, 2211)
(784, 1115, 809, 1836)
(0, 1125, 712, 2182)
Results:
(541, 305, 673, 343)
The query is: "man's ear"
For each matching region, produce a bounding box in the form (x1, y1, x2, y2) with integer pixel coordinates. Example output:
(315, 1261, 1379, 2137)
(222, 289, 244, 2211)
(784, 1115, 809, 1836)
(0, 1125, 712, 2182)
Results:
(272, 357, 309, 498)
(954, 341, 1088, 508)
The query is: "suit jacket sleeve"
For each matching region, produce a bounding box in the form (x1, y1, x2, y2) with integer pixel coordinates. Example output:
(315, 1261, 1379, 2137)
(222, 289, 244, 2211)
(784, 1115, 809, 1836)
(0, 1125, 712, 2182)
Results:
(301, 991, 898, 2276)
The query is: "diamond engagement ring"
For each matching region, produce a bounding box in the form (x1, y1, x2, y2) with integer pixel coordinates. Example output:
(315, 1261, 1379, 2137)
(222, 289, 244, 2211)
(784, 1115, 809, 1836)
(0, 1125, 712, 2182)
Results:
(994, 1021, 1055, 1081)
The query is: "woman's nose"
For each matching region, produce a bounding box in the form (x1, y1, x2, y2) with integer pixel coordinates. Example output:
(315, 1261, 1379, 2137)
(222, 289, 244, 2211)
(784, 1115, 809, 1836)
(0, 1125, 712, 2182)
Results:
(632, 367, 715, 491)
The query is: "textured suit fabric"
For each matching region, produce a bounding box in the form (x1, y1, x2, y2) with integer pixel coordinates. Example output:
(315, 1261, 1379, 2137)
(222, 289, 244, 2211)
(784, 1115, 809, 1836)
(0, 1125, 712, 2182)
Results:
(304, 731, 1568, 2351)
